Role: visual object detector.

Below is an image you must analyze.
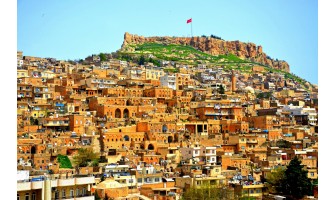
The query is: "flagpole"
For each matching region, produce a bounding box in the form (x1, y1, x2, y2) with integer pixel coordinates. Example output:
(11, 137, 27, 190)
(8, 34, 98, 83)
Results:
(191, 20, 193, 37)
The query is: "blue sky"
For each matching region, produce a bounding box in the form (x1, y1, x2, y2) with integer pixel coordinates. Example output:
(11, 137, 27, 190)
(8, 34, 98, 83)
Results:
(17, 0, 318, 84)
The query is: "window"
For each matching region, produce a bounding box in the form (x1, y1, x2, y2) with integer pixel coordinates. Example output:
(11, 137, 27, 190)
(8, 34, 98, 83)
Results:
(70, 189, 74, 198)
(155, 177, 160, 182)
(62, 189, 66, 198)
(82, 188, 86, 196)
(17, 194, 20, 200)
(310, 172, 314, 177)
(55, 190, 59, 199)
(25, 193, 29, 200)
(32, 192, 36, 200)
(137, 178, 142, 183)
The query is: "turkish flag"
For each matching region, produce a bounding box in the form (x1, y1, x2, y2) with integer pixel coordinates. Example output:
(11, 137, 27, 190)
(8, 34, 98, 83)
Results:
(187, 18, 192, 24)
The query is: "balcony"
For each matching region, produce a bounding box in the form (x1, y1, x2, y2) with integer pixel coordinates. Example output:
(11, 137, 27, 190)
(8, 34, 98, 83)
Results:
(52, 195, 94, 200)
(43, 122, 69, 126)
(205, 112, 229, 116)
(17, 182, 31, 191)
(75, 176, 95, 185)
(31, 180, 43, 189)
(58, 178, 75, 186)
(242, 184, 264, 189)
(246, 140, 258, 144)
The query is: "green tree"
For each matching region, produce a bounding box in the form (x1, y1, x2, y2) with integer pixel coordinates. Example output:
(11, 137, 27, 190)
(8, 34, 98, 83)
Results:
(73, 148, 99, 167)
(218, 85, 225, 95)
(30, 116, 35, 125)
(99, 53, 107, 62)
(266, 167, 286, 194)
(181, 183, 228, 200)
(276, 139, 291, 148)
(138, 55, 145, 65)
(283, 156, 312, 199)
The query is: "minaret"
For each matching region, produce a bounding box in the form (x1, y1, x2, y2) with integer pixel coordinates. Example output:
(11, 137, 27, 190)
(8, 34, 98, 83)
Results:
(231, 70, 236, 92)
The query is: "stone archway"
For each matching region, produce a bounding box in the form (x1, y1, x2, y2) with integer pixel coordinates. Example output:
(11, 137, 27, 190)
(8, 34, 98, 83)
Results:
(126, 99, 132, 106)
(148, 144, 154, 150)
(31, 146, 36, 154)
(124, 108, 129, 118)
(162, 124, 168, 133)
(168, 136, 173, 143)
(115, 108, 121, 118)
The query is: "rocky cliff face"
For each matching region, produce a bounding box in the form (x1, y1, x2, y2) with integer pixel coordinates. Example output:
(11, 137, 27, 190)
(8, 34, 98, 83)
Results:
(121, 32, 290, 72)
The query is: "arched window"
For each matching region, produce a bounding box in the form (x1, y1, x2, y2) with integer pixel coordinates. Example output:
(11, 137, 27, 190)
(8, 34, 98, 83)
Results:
(148, 144, 154, 150)
(115, 108, 121, 118)
(25, 193, 29, 200)
(162, 124, 168, 133)
(123, 108, 129, 118)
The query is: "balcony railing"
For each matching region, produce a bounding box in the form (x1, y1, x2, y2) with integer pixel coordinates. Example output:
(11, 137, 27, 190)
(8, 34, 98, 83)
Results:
(51, 194, 94, 200)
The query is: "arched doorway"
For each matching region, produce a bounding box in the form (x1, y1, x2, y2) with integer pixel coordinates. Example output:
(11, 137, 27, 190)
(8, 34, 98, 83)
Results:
(148, 144, 154, 150)
(31, 146, 36, 154)
(115, 108, 121, 118)
(123, 108, 129, 118)
(168, 136, 173, 143)
(162, 124, 168, 133)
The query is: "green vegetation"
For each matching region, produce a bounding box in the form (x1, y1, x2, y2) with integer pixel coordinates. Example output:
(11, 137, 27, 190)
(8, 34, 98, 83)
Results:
(163, 67, 179, 73)
(265, 157, 313, 198)
(218, 85, 225, 95)
(266, 167, 286, 194)
(181, 183, 234, 200)
(98, 53, 108, 62)
(256, 91, 273, 99)
(120, 42, 246, 65)
(120, 42, 313, 91)
(73, 148, 99, 167)
(57, 155, 73, 168)
(283, 156, 313, 198)
(276, 139, 291, 148)
(138, 55, 145, 65)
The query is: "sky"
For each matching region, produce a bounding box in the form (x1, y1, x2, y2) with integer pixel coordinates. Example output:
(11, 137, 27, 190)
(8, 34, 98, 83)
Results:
(17, 0, 318, 84)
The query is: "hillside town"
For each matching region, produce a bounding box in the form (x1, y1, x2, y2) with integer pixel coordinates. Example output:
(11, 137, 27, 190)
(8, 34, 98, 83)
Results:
(17, 49, 318, 200)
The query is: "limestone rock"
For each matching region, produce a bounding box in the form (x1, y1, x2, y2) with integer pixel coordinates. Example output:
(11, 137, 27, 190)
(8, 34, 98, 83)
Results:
(121, 33, 290, 72)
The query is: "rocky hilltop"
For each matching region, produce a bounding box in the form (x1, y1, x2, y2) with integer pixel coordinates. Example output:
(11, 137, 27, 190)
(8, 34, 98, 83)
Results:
(121, 32, 290, 72)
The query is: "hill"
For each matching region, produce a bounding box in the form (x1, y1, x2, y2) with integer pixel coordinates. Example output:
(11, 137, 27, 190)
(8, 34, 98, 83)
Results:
(121, 32, 290, 72)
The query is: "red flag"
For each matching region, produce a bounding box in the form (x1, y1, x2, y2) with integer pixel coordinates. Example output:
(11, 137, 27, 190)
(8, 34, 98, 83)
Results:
(187, 18, 192, 24)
